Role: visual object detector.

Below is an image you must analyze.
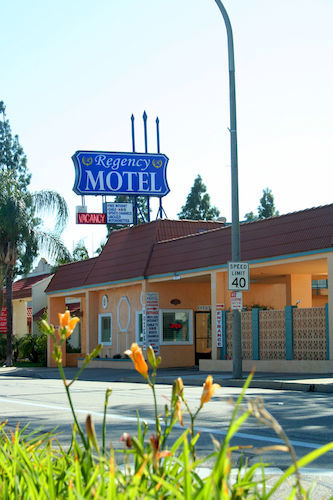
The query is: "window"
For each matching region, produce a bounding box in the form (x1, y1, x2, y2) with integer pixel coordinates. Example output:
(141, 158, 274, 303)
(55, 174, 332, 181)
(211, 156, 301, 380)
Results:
(98, 313, 112, 345)
(160, 310, 193, 345)
(66, 320, 81, 353)
(136, 311, 144, 344)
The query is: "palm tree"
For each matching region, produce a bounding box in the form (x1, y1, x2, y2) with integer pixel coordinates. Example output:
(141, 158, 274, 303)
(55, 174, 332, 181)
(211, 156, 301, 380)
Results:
(0, 172, 70, 366)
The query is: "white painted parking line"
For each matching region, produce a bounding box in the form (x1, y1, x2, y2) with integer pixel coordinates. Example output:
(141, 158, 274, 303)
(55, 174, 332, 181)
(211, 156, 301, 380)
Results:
(0, 396, 330, 452)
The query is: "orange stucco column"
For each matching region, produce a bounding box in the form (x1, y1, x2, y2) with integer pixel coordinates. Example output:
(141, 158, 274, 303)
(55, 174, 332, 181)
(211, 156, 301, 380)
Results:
(286, 274, 312, 308)
(47, 296, 66, 367)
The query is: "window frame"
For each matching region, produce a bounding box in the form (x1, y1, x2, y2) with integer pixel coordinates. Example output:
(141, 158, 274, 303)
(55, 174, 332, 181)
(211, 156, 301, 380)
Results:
(135, 310, 144, 345)
(98, 313, 112, 346)
(159, 309, 193, 346)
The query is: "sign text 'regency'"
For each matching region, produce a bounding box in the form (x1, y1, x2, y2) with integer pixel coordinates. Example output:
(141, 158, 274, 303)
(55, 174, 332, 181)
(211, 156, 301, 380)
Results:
(72, 151, 170, 197)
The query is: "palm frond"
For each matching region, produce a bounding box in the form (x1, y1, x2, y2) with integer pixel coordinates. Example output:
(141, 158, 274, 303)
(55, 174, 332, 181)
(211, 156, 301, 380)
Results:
(32, 190, 68, 234)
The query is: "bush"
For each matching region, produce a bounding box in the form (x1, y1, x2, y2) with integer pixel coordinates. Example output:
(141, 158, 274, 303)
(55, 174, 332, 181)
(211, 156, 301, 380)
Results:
(18, 332, 47, 365)
(0, 333, 19, 363)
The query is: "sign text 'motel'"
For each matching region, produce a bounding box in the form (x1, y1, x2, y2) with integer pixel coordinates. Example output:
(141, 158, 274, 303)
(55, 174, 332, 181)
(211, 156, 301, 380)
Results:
(72, 151, 170, 197)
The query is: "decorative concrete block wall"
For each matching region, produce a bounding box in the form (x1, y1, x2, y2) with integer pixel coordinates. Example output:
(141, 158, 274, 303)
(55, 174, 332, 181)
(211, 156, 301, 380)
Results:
(222, 306, 329, 361)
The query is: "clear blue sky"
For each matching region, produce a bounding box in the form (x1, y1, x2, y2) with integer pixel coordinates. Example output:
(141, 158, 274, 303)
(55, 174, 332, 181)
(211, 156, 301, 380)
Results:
(1, 0, 332, 258)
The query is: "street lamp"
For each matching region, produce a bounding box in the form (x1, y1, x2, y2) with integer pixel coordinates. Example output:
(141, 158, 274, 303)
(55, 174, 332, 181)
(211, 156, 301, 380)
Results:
(214, 0, 242, 378)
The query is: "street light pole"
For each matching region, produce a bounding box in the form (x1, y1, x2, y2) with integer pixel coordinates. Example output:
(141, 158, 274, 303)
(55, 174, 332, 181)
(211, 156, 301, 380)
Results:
(214, 0, 242, 378)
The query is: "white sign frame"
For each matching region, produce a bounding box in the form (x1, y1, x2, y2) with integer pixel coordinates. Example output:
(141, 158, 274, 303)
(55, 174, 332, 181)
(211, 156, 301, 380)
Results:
(228, 261, 250, 291)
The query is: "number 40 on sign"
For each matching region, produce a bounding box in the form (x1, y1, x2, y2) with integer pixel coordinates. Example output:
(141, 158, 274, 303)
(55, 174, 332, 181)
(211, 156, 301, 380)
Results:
(228, 262, 250, 291)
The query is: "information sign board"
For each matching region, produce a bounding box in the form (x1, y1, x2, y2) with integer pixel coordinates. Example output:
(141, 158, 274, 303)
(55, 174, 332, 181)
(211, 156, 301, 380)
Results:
(228, 262, 250, 291)
(104, 202, 133, 224)
(145, 292, 160, 354)
(230, 291, 243, 310)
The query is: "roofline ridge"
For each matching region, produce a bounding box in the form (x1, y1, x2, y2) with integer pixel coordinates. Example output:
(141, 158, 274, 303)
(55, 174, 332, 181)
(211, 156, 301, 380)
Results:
(240, 203, 333, 226)
(155, 224, 228, 245)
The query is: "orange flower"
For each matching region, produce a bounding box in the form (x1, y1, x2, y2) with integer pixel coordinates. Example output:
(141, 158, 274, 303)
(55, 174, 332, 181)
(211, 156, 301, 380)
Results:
(200, 375, 221, 406)
(58, 311, 80, 339)
(176, 397, 184, 427)
(125, 343, 148, 379)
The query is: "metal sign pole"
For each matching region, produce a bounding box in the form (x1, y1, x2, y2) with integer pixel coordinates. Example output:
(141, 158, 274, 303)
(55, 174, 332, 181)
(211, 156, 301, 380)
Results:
(131, 114, 138, 225)
(215, 0, 242, 378)
(143, 111, 150, 222)
(156, 116, 163, 219)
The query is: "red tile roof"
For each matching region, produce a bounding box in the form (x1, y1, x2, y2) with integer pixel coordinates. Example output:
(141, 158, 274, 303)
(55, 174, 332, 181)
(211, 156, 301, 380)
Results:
(46, 219, 223, 293)
(45, 205, 333, 294)
(3, 273, 51, 300)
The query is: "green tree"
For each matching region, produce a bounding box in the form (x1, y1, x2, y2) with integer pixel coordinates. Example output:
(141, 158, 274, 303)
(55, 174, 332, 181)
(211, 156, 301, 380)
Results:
(54, 239, 89, 268)
(258, 188, 279, 219)
(178, 175, 220, 221)
(244, 188, 279, 221)
(0, 102, 70, 366)
(244, 211, 258, 222)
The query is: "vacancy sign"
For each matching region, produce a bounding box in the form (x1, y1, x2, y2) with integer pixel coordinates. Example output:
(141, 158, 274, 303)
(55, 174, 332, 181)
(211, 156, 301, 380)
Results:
(228, 262, 249, 291)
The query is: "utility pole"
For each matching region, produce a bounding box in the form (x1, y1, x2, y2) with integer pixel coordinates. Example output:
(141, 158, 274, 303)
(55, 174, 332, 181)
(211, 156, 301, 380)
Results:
(214, 0, 242, 378)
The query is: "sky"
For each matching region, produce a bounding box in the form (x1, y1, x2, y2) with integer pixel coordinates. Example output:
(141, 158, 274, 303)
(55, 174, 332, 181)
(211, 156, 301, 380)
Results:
(1, 0, 333, 260)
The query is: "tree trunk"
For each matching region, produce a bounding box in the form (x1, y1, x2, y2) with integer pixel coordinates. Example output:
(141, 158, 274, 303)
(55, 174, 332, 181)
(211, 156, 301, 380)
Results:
(5, 265, 14, 367)
(0, 263, 4, 312)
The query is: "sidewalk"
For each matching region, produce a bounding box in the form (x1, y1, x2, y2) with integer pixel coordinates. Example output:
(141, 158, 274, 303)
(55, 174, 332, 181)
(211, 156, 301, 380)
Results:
(1, 365, 333, 393)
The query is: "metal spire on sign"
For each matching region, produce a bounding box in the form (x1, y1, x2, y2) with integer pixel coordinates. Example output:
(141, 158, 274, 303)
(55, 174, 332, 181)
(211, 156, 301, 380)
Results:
(131, 114, 138, 225)
(156, 116, 166, 220)
(143, 110, 150, 222)
(131, 114, 135, 153)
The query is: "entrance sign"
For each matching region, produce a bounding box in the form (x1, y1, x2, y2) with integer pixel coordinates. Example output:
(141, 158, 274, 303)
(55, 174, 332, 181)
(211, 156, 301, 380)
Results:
(145, 292, 160, 354)
(105, 202, 133, 225)
(228, 262, 249, 291)
(230, 291, 243, 310)
(216, 304, 224, 348)
(77, 212, 106, 224)
(72, 151, 169, 197)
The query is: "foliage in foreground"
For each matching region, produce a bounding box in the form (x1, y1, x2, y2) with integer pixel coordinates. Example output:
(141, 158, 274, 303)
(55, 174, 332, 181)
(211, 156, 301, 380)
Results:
(1, 312, 332, 499)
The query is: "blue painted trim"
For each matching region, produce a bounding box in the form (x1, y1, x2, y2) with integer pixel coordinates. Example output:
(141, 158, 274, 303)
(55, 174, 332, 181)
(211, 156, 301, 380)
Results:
(252, 308, 260, 360)
(46, 276, 145, 295)
(220, 311, 227, 360)
(285, 306, 294, 360)
(326, 303, 330, 360)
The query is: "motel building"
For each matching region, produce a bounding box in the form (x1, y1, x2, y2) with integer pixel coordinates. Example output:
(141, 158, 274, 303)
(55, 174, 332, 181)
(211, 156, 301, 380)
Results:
(46, 203, 333, 374)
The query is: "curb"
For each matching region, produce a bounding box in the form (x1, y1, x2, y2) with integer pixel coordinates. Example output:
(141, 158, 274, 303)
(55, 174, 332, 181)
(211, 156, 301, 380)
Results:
(1, 368, 333, 393)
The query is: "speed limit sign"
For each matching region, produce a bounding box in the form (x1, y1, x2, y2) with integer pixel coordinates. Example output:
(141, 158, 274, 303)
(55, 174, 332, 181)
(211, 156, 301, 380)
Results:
(228, 262, 250, 291)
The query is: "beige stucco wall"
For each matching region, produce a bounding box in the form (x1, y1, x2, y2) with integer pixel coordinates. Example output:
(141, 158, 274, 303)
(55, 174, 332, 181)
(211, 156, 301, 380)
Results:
(13, 300, 28, 339)
(31, 275, 53, 334)
(243, 283, 287, 309)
